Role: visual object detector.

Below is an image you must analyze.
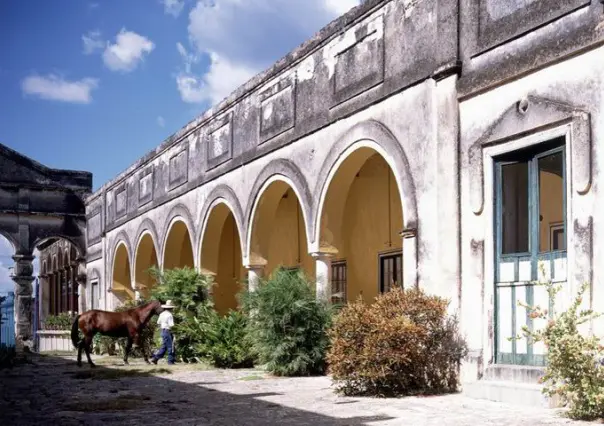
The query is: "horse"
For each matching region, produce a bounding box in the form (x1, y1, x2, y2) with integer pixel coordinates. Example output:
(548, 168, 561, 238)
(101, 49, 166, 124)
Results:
(71, 300, 163, 367)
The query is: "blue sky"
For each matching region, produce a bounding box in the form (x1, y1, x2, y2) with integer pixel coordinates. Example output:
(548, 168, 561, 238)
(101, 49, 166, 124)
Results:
(0, 0, 359, 293)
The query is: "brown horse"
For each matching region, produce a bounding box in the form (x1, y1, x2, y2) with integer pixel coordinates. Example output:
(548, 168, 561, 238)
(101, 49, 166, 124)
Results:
(71, 300, 163, 367)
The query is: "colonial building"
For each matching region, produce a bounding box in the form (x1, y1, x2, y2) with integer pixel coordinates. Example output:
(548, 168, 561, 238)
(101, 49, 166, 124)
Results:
(82, 0, 603, 406)
(38, 239, 83, 319)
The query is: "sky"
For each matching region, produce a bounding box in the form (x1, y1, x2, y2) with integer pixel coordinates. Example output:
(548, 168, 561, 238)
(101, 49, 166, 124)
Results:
(0, 0, 360, 293)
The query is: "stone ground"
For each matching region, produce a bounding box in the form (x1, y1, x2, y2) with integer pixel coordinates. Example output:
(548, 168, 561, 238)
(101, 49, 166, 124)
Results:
(0, 354, 597, 426)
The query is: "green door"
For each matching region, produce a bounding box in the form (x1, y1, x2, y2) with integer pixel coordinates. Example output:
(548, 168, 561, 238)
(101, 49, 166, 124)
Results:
(494, 138, 566, 366)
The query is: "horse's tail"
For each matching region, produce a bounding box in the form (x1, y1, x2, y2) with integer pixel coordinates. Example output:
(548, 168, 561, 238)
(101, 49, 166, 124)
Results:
(71, 314, 81, 349)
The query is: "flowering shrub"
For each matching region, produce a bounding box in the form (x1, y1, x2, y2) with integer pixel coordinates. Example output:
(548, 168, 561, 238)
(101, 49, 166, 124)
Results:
(327, 287, 467, 397)
(518, 278, 604, 420)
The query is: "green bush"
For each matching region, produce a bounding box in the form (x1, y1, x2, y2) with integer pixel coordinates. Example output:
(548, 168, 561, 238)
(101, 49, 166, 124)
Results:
(194, 309, 255, 368)
(44, 312, 77, 330)
(327, 287, 467, 397)
(149, 266, 214, 362)
(241, 267, 333, 376)
(517, 278, 604, 420)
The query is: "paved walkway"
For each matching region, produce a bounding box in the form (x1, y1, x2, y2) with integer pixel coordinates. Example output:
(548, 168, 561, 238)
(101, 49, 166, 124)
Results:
(0, 354, 592, 425)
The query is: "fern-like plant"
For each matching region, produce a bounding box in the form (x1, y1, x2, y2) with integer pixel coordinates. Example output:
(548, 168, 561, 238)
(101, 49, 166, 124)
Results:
(240, 267, 333, 376)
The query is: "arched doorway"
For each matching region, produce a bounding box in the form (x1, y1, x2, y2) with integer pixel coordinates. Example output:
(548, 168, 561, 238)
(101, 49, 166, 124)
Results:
(248, 179, 314, 281)
(163, 219, 194, 270)
(112, 242, 134, 303)
(317, 147, 404, 303)
(199, 203, 245, 314)
(134, 233, 159, 299)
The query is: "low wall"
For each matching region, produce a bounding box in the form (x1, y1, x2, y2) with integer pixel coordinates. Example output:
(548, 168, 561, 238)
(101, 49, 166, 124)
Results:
(37, 330, 75, 353)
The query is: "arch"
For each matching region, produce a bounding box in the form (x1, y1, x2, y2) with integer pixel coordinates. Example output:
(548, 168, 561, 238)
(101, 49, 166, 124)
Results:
(199, 200, 245, 314)
(111, 240, 135, 302)
(134, 230, 160, 299)
(246, 170, 314, 280)
(0, 232, 17, 254)
(244, 159, 313, 263)
(134, 218, 161, 263)
(313, 120, 419, 296)
(197, 184, 246, 257)
(313, 120, 418, 246)
(162, 204, 196, 271)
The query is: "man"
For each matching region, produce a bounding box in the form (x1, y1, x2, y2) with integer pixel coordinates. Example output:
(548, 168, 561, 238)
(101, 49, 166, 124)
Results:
(151, 300, 176, 365)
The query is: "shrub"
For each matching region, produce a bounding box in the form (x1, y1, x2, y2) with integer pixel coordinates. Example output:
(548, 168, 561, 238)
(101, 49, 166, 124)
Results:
(241, 267, 333, 376)
(149, 266, 214, 362)
(327, 287, 467, 397)
(44, 312, 77, 330)
(517, 278, 604, 420)
(194, 309, 255, 368)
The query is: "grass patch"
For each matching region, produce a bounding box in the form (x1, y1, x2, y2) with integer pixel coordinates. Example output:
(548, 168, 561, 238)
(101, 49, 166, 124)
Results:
(72, 368, 171, 380)
(238, 374, 266, 381)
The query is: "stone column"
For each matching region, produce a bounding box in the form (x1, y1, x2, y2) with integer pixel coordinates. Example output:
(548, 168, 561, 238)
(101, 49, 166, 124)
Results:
(39, 273, 50, 322)
(245, 265, 264, 292)
(11, 254, 35, 352)
(75, 257, 87, 314)
(312, 252, 334, 303)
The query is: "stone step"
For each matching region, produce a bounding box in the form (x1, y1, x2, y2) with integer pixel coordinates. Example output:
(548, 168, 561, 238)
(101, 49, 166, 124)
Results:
(483, 364, 545, 384)
(463, 380, 554, 408)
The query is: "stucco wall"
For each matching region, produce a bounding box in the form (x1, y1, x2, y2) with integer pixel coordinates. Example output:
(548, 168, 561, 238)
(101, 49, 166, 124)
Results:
(95, 76, 457, 311)
(459, 43, 604, 378)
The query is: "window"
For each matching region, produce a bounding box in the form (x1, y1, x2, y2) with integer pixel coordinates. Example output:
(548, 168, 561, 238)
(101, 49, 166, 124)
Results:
(495, 138, 566, 267)
(90, 280, 99, 310)
(379, 252, 402, 293)
(331, 261, 347, 303)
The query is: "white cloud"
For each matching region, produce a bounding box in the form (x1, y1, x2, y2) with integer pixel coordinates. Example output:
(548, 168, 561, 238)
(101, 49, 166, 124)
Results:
(176, 0, 360, 105)
(0, 236, 14, 294)
(175, 44, 256, 105)
(157, 116, 165, 127)
(323, 0, 359, 15)
(103, 29, 155, 73)
(22, 74, 99, 104)
(161, 0, 185, 17)
(82, 30, 104, 55)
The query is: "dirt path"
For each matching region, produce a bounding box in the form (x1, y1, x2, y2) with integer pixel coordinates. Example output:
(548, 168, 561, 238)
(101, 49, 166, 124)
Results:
(0, 354, 590, 425)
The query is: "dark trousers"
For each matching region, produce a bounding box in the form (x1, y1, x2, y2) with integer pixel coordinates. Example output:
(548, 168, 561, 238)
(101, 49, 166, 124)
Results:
(153, 329, 175, 364)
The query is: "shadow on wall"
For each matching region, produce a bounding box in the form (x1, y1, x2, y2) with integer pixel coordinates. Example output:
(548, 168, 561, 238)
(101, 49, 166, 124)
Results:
(0, 354, 395, 425)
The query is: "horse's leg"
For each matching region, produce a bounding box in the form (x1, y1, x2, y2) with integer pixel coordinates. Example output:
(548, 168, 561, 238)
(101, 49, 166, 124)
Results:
(77, 339, 85, 367)
(136, 334, 150, 364)
(84, 335, 95, 368)
(123, 337, 133, 365)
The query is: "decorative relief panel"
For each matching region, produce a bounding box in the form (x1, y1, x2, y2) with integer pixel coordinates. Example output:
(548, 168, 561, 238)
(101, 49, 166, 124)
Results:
(168, 146, 189, 191)
(258, 75, 296, 144)
(330, 14, 384, 106)
(474, 0, 590, 55)
(206, 112, 233, 171)
(87, 210, 102, 245)
(138, 166, 154, 206)
(115, 184, 127, 219)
